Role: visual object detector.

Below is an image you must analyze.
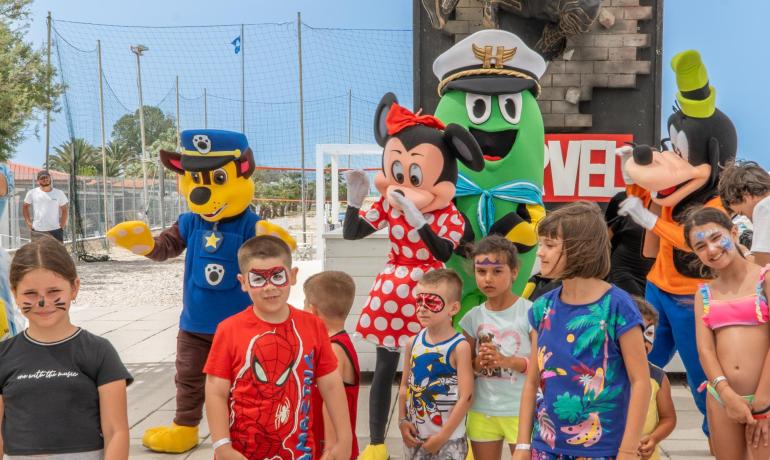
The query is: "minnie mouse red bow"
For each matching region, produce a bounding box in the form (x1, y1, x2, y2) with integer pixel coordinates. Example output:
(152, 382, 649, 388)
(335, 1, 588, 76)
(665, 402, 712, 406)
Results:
(385, 102, 445, 135)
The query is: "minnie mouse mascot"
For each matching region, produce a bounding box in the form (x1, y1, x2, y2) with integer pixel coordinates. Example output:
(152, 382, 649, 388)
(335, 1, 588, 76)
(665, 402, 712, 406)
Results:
(344, 93, 483, 459)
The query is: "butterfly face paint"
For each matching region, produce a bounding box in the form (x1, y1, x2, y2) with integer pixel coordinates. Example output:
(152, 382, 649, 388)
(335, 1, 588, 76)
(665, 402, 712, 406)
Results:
(415, 292, 446, 313)
(248, 267, 289, 289)
(719, 235, 734, 251)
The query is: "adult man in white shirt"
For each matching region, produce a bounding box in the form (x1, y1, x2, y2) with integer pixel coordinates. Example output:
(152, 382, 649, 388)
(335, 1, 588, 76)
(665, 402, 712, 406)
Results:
(718, 161, 770, 266)
(22, 170, 69, 243)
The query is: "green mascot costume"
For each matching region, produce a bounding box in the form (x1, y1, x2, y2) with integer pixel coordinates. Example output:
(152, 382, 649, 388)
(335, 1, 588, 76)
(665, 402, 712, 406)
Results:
(433, 29, 547, 323)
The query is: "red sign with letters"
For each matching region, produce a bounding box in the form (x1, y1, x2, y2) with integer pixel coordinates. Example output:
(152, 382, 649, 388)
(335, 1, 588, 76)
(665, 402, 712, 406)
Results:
(542, 134, 633, 202)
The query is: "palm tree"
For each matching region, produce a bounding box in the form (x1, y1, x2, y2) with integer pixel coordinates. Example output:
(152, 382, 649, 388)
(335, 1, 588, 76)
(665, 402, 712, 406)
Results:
(101, 141, 135, 177)
(49, 138, 98, 175)
(566, 295, 614, 372)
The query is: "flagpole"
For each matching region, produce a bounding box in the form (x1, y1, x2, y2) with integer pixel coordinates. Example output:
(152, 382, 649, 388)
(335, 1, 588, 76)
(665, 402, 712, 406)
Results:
(241, 24, 245, 133)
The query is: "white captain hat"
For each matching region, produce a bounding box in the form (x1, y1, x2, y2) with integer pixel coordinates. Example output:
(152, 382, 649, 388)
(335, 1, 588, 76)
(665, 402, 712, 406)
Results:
(433, 29, 547, 97)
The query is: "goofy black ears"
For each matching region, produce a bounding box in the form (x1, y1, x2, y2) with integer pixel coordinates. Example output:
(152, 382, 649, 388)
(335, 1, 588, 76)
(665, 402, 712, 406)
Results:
(444, 124, 484, 172)
(374, 92, 398, 147)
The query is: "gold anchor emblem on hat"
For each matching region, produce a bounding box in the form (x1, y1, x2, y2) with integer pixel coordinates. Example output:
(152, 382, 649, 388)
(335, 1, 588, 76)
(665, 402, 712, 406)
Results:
(472, 44, 517, 69)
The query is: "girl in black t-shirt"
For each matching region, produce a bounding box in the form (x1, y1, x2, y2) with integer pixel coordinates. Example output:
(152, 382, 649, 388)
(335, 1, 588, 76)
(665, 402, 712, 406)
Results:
(0, 236, 132, 459)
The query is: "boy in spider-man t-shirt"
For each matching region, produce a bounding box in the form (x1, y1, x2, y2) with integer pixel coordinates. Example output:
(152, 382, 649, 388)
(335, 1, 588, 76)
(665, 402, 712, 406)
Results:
(204, 235, 352, 460)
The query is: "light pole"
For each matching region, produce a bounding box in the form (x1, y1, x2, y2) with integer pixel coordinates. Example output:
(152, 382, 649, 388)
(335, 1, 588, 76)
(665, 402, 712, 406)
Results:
(131, 44, 150, 222)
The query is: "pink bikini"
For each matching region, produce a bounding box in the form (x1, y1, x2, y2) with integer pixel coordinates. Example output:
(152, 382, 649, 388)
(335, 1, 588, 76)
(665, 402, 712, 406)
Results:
(699, 265, 770, 330)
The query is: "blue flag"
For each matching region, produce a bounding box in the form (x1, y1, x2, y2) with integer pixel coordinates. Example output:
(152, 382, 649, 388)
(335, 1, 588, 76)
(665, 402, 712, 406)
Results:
(231, 36, 241, 54)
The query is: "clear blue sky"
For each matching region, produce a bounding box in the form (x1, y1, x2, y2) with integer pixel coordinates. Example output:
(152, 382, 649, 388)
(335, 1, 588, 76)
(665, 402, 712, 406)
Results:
(661, 0, 769, 167)
(14, 0, 770, 169)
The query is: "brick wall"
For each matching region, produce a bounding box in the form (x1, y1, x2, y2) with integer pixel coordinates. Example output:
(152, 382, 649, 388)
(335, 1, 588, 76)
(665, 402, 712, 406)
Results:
(441, 0, 654, 131)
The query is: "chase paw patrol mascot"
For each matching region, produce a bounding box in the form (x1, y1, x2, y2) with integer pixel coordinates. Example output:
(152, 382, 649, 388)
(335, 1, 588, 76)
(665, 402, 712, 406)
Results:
(432, 29, 547, 324)
(107, 129, 295, 453)
(618, 51, 737, 435)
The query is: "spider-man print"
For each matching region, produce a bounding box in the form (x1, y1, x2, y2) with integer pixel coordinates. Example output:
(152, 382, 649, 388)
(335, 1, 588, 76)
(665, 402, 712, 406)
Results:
(229, 325, 302, 459)
(204, 307, 339, 460)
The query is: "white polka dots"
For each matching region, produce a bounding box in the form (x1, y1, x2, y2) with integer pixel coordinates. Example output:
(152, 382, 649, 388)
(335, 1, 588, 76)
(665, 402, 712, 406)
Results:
(438, 213, 448, 226)
(374, 317, 388, 331)
(395, 266, 409, 278)
(382, 280, 394, 294)
(384, 264, 395, 275)
(410, 268, 424, 281)
(366, 334, 379, 344)
(384, 300, 398, 313)
(412, 286, 420, 298)
(382, 335, 396, 347)
(402, 246, 413, 258)
(416, 249, 429, 260)
(374, 279, 382, 291)
(359, 313, 371, 328)
(391, 225, 405, 240)
(407, 321, 422, 333)
(390, 208, 401, 219)
(407, 229, 420, 243)
(398, 335, 411, 347)
(396, 284, 410, 299)
(390, 242, 400, 255)
(383, 199, 390, 212)
(369, 296, 381, 311)
(366, 209, 380, 222)
(377, 220, 388, 230)
(450, 214, 463, 226)
(426, 214, 435, 224)
(402, 303, 415, 316)
(449, 231, 463, 242)
(391, 317, 404, 330)
(438, 227, 447, 237)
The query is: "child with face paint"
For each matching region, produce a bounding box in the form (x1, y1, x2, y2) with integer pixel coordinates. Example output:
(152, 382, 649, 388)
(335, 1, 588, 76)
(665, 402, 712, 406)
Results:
(204, 235, 351, 460)
(684, 207, 770, 459)
(513, 202, 650, 460)
(397, 268, 473, 460)
(0, 236, 132, 459)
(633, 297, 676, 460)
(458, 235, 532, 459)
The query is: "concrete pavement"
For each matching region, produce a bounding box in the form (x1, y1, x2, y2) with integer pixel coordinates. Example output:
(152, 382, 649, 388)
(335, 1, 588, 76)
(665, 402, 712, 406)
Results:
(69, 254, 710, 459)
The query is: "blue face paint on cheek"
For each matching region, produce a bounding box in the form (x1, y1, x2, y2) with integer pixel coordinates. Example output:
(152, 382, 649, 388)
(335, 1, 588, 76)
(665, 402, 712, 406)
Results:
(720, 236, 734, 251)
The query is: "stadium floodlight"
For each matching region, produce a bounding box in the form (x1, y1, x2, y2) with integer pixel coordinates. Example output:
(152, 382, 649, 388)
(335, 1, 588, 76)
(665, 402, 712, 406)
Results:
(131, 44, 151, 222)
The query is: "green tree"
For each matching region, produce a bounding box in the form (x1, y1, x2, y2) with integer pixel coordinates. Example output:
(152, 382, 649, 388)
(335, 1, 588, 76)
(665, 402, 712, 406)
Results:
(49, 138, 98, 175)
(110, 106, 175, 156)
(100, 141, 135, 176)
(0, 0, 63, 161)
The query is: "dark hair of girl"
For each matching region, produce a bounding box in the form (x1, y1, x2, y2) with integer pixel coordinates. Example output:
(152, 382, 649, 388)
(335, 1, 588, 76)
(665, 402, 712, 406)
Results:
(10, 236, 77, 291)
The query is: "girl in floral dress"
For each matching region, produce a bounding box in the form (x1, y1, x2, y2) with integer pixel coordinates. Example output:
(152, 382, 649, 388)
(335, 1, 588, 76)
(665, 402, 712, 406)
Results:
(512, 202, 650, 460)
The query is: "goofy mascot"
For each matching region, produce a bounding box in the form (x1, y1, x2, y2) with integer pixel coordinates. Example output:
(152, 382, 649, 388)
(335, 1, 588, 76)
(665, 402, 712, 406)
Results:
(618, 51, 737, 435)
(107, 129, 295, 453)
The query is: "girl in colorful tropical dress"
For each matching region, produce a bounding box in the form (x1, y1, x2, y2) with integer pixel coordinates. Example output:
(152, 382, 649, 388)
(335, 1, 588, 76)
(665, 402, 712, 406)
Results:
(512, 201, 651, 460)
(685, 207, 770, 459)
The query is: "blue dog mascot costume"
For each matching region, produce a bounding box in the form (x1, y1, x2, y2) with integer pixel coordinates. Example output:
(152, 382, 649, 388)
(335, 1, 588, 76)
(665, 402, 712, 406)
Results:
(107, 129, 295, 453)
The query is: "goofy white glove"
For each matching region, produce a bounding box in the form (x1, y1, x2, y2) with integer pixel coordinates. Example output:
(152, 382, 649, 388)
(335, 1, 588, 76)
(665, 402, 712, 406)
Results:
(344, 170, 369, 209)
(615, 145, 634, 185)
(618, 196, 657, 230)
(388, 191, 427, 229)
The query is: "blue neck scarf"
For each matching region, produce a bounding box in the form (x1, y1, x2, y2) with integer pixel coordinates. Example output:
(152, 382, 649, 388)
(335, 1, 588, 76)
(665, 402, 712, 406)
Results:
(455, 173, 543, 235)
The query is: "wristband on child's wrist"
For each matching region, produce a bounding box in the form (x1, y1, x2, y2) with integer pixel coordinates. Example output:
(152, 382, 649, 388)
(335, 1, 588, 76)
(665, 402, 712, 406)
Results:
(212, 437, 232, 450)
(398, 417, 410, 425)
(515, 443, 531, 450)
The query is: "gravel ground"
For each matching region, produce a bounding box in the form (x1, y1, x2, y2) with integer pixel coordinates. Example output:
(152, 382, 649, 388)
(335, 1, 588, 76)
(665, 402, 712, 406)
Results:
(74, 250, 185, 312)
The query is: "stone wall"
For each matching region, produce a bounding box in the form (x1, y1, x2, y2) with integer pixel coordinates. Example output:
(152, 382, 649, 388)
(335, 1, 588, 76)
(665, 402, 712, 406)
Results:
(416, 0, 661, 139)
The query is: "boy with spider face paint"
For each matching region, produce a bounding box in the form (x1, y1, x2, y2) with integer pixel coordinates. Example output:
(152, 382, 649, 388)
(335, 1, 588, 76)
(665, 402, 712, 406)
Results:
(397, 269, 474, 460)
(204, 235, 351, 460)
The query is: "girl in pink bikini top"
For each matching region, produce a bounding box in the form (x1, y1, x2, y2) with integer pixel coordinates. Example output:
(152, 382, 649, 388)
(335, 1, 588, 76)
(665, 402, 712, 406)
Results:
(699, 266, 770, 330)
(685, 206, 770, 460)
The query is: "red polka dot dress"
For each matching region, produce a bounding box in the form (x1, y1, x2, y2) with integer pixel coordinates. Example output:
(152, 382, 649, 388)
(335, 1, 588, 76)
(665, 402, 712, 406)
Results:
(356, 196, 465, 348)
